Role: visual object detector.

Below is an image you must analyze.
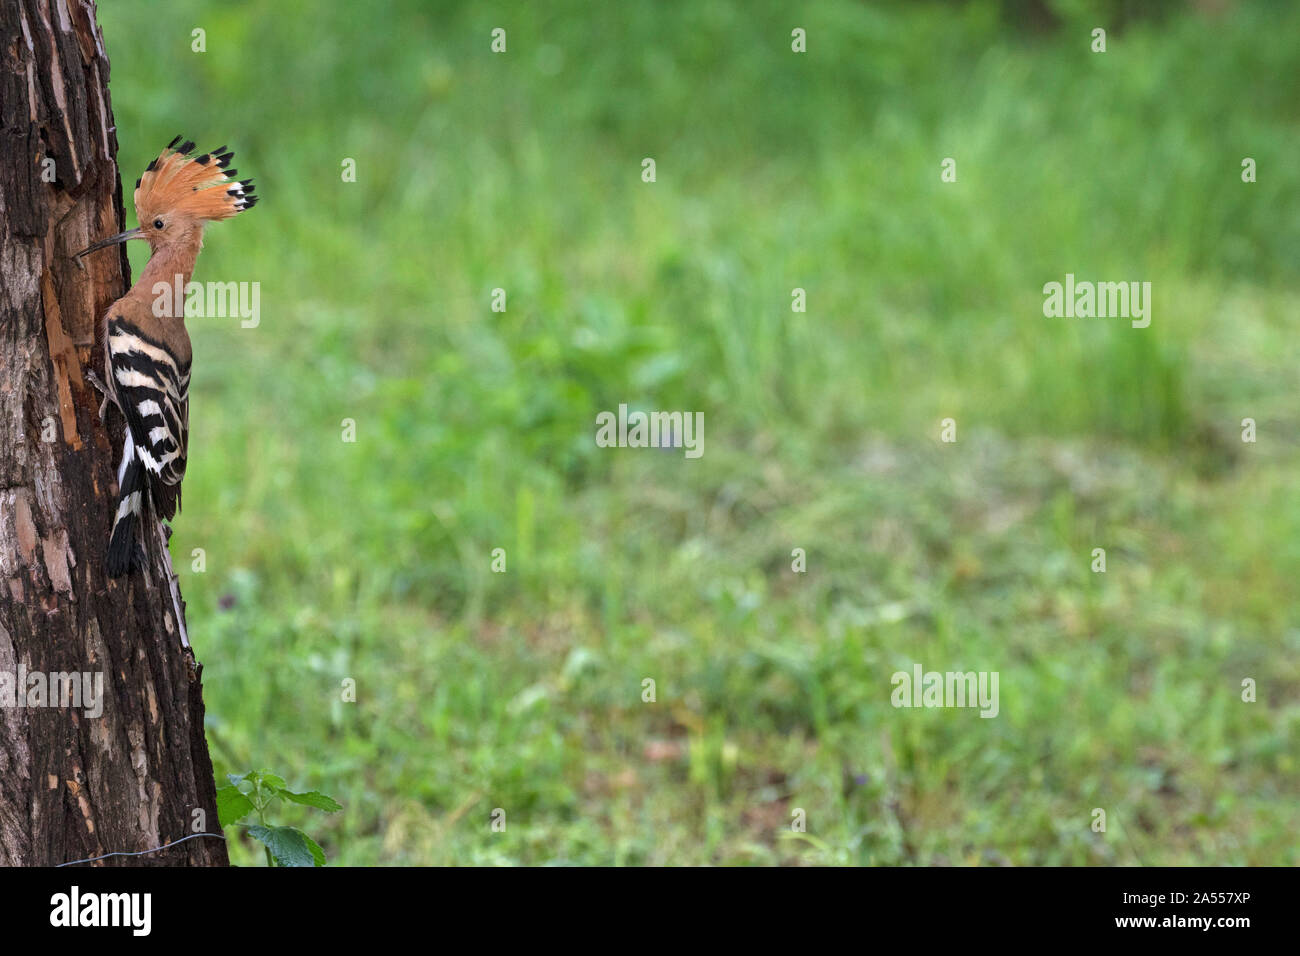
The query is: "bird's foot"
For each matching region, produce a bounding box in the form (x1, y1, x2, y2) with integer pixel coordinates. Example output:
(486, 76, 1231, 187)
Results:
(85, 370, 113, 422)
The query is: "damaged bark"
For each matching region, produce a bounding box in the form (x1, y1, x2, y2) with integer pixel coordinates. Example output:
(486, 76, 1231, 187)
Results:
(0, 0, 226, 866)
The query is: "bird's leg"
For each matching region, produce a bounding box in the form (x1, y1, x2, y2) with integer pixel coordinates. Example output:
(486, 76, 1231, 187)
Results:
(84, 368, 115, 423)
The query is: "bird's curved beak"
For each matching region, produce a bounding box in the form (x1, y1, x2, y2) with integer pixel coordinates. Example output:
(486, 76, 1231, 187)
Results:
(74, 226, 142, 263)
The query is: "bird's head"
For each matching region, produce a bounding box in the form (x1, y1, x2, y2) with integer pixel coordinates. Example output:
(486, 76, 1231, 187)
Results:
(76, 136, 257, 260)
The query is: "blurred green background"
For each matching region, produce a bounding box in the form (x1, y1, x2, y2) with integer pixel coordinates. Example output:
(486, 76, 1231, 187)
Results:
(99, 0, 1298, 864)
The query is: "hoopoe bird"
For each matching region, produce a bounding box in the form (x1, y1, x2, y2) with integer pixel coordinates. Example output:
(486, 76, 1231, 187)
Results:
(77, 136, 257, 577)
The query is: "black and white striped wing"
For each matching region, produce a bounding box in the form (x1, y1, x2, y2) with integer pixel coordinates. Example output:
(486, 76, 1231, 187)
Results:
(108, 318, 190, 519)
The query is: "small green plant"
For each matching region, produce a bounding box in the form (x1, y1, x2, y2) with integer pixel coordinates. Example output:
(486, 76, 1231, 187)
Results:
(216, 769, 342, 867)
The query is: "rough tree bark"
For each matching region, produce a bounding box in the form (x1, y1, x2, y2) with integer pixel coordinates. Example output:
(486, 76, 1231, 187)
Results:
(0, 0, 226, 865)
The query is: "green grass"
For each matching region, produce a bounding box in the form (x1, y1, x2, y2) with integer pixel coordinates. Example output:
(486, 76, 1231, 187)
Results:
(99, 0, 1300, 864)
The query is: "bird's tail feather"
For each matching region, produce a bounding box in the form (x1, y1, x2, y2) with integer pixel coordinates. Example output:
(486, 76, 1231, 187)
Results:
(106, 433, 147, 578)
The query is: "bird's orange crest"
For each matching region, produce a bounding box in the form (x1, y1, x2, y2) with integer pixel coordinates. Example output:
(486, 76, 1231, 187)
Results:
(134, 135, 258, 225)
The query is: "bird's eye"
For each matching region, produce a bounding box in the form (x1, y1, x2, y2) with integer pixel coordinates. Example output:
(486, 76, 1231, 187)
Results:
(153, 219, 164, 230)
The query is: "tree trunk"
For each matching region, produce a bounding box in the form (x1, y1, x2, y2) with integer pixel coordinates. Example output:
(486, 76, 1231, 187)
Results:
(0, 0, 226, 866)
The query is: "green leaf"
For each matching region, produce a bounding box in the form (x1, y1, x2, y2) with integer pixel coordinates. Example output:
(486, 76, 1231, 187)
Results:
(216, 785, 255, 826)
(278, 789, 343, 813)
(302, 832, 327, 866)
(247, 825, 321, 867)
(260, 773, 287, 792)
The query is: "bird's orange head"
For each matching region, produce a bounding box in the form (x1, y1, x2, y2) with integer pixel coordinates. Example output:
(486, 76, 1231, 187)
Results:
(77, 135, 257, 259)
